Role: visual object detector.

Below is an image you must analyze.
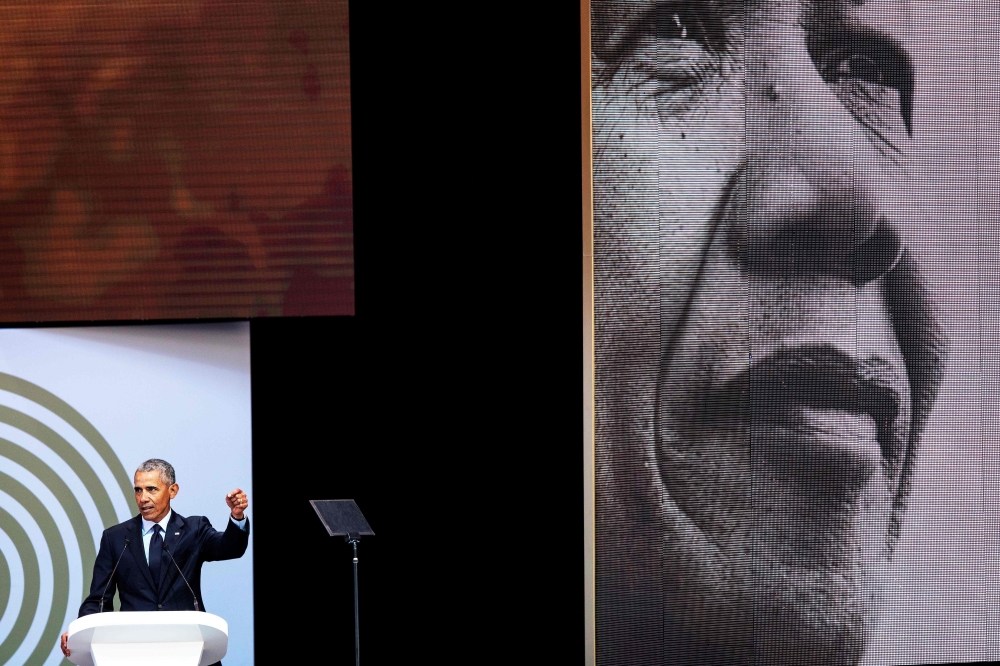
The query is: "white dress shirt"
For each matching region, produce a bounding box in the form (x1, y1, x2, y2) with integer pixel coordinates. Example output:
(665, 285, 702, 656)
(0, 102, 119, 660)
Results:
(141, 509, 247, 564)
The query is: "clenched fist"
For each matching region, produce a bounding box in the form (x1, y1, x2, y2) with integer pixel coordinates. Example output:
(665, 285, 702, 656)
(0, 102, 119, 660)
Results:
(226, 489, 248, 520)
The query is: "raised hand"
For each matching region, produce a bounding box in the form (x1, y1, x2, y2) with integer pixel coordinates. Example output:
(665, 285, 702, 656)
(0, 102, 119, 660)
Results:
(226, 489, 248, 520)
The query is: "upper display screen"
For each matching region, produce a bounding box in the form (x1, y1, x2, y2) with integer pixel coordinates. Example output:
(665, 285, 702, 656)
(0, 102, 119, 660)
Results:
(0, 0, 353, 322)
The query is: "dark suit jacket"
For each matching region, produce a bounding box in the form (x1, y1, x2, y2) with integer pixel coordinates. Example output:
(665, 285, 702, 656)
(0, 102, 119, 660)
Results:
(79, 511, 250, 616)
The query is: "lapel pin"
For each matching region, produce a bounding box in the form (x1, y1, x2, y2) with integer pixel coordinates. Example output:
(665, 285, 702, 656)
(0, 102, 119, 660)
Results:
(174, 532, 180, 536)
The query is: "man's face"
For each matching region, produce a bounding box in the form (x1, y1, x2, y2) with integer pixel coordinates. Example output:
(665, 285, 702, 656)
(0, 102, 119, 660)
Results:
(134, 470, 178, 524)
(593, 0, 942, 663)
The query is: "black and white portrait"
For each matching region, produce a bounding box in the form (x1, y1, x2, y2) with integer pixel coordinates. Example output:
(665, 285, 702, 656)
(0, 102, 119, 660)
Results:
(589, 1, 996, 664)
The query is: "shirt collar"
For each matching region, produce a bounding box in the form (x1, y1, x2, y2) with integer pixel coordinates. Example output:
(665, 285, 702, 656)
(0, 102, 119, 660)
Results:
(142, 509, 172, 535)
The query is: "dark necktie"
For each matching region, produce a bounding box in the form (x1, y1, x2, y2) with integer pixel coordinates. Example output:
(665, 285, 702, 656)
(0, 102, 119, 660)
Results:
(148, 524, 163, 590)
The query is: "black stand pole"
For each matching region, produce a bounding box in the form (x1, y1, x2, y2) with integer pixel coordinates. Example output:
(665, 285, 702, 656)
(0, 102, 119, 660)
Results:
(347, 534, 360, 666)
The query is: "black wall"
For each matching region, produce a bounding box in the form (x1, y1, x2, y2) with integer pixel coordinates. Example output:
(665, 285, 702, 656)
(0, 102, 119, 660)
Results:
(250, 1, 584, 662)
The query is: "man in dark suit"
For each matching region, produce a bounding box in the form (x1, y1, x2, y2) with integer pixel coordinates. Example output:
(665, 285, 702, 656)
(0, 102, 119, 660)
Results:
(60, 458, 250, 664)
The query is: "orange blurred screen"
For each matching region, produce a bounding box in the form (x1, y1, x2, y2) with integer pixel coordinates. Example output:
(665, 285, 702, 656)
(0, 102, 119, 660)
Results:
(0, 0, 353, 321)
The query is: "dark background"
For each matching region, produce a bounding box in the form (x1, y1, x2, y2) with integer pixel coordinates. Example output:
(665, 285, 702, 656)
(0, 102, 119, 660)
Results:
(249, 1, 584, 662)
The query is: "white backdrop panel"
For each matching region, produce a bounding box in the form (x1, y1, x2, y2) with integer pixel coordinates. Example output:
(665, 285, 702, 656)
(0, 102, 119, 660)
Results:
(0, 323, 253, 666)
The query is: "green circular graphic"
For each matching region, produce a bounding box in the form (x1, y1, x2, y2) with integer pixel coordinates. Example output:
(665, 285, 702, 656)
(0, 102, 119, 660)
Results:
(0, 373, 131, 666)
(0, 545, 10, 634)
(0, 507, 40, 665)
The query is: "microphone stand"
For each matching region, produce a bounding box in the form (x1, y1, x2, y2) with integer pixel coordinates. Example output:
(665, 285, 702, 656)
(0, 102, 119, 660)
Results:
(101, 539, 131, 613)
(163, 544, 200, 611)
(345, 532, 360, 666)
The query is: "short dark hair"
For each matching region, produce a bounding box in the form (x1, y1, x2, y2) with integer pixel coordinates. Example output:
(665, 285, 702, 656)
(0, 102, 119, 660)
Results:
(136, 458, 176, 486)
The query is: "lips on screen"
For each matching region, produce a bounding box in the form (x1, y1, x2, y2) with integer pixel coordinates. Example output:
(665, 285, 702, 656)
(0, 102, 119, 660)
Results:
(592, 223, 967, 664)
(0, 1, 354, 322)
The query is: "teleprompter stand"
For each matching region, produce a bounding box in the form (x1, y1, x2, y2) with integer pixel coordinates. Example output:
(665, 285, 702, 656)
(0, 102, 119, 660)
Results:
(310, 499, 374, 666)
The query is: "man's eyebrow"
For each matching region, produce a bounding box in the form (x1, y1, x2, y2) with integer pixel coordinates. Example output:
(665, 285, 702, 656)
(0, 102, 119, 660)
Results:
(593, 0, 741, 74)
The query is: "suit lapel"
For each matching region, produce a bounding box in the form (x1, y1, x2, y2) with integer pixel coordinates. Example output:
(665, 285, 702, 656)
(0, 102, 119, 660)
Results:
(159, 512, 187, 591)
(126, 515, 157, 591)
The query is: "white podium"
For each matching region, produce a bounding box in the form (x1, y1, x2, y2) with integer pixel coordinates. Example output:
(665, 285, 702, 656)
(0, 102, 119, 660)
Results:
(66, 611, 228, 666)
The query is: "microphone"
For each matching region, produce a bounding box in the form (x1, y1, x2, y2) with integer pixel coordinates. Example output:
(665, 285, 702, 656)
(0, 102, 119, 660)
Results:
(100, 538, 130, 613)
(162, 543, 200, 611)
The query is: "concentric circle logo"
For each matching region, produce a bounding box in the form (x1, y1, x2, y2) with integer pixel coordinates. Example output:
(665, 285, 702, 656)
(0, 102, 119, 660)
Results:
(0, 372, 132, 666)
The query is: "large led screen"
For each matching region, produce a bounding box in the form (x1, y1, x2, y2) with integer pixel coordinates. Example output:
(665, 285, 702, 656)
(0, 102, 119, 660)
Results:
(586, 1, 997, 664)
(0, 323, 253, 665)
(0, 1, 353, 322)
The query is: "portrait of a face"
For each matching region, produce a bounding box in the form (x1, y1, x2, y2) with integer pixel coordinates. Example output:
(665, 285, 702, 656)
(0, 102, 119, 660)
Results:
(587, 0, 973, 663)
